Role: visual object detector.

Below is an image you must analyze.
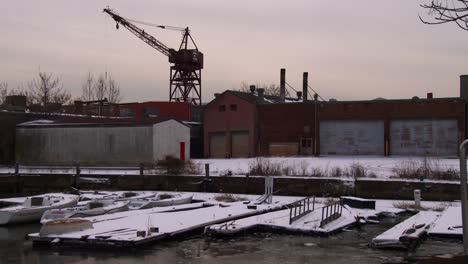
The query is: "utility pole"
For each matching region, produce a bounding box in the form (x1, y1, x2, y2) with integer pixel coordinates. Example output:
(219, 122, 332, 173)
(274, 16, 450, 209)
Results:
(458, 139, 468, 255)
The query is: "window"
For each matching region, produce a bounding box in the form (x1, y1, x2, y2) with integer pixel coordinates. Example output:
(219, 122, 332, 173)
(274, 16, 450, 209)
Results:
(142, 107, 160, 118)
(219, 105, 226, 112)
(120, 108, 136, 118)
(230, 104, 237, 111)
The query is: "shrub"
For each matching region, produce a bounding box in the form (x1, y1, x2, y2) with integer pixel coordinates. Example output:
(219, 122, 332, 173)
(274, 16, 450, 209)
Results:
(214, 193, 248, 202)
(156, 155, 185, 175)
(392, 157, 459, 181)
(248, 158, 282, 176)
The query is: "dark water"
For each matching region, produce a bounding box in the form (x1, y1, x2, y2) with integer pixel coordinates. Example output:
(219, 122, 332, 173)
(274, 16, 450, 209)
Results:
(0, 215, 464, 264)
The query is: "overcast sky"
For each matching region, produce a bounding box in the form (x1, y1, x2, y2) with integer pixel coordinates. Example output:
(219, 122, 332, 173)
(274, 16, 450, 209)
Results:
(1, 0, 467, 103)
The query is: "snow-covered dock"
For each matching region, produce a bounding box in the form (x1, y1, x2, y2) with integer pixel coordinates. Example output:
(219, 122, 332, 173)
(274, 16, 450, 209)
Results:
(29, 200, 291, 248)
(428, 205, 463, 239)
(371, 211, 440, 249)
(206, 196, 395, 237)
(206, 205, 359, 236)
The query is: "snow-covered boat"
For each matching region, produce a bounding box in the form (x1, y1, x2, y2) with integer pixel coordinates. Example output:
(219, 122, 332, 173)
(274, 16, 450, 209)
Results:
(0, 194, 79, 225)
(128, 193, 193, 210)
(40, 199, 130, 224)
(79, 191, 155, 201)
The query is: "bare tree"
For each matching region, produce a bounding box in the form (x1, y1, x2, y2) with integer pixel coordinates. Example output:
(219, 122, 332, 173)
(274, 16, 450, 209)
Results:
(238, 81, 290, 97)
(81, 72, 94, 101)
(0, 82, 7, 104)
(420, 0, 468, 30)
(94, 74, 108, 101)
(29, 72, 71, 106)
(107, 75, 122, 103)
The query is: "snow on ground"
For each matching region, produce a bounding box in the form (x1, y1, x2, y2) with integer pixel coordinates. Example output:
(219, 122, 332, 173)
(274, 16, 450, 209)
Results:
(0, 156, 460, 181)
(194, 156, 460, 179)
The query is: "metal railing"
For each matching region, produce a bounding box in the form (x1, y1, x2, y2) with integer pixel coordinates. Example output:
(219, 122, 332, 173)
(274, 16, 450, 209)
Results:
(289, 196, 315, 224)
(320, 200, 343, 227)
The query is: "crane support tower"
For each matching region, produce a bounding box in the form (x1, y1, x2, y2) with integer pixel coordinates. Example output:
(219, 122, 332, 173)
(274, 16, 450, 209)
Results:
(103, 7, 204, 105)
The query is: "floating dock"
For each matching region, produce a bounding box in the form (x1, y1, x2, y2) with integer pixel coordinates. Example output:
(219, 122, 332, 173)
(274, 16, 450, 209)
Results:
(428, 205, 462, 239)
(29, 200, 291, 248)
(206, 197, 387, 237)
(371, 211, 440, 249)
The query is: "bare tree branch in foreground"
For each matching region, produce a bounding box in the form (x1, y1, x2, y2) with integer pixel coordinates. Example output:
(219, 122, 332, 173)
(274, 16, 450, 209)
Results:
(420, 0, 468, 30)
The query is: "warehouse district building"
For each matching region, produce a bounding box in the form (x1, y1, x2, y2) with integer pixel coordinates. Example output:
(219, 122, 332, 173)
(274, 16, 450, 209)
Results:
(203, 76, 468, 158)
(15, 119, 190, 166)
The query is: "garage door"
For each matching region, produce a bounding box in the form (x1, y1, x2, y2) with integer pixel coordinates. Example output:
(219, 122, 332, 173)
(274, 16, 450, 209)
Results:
(269, 143, 298, 157)
(320, 120, 384, 155)
(231, 131, 249, 158)
(209, 132, 226, 158)
(390, 119, 458, 156)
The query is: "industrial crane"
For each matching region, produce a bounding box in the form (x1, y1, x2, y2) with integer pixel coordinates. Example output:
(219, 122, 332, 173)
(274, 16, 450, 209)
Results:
(103, 7, 204, 105)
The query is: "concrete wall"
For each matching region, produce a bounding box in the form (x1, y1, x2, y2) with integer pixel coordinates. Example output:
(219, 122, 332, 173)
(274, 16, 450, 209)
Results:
(153, 120, 190, 161)
(16, 126, 154, 166)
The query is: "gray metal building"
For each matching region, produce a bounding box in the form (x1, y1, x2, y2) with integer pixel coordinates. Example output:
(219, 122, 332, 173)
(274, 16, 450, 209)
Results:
(15, 119, 190, 166)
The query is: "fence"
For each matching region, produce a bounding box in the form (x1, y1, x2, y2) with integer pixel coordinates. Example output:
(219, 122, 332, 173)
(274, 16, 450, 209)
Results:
(289, 196, 315, 224)
(320, 200, 343, 227)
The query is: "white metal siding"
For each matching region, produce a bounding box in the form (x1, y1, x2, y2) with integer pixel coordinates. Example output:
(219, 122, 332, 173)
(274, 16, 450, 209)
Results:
(153, 120, 190, 161)
(320, 120, 384, 155)
(390, 119, 458, 156)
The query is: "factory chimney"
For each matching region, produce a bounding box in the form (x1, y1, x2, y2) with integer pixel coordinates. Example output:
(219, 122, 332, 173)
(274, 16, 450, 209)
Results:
(249, 85, 256, 94)
(461, 75, 468, 101)
(303, 72, 308, 102)
(280, 68, 286, 102)
(257, 88, 265, 101)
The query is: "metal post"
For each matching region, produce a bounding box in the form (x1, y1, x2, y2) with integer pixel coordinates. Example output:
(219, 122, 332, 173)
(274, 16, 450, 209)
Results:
(139, 163, 144, 177)
(75, 163, 80, 189)
(205, 164, 210, 178)
(459, 140, 468, 255)
(14, 162, 20, 193)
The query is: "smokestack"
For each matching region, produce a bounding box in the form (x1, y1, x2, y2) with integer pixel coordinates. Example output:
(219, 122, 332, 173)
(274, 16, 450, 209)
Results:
(249, 85, 256, 94)
(296, 91, 302, 99)
(461, 75, 468, 101)
(257, 88, 265, 101)
(280, 68, 286, 102)
(303, 72, 308, 102)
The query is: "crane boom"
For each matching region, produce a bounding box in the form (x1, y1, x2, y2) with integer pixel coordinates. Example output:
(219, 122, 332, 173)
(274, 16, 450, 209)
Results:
(103, 8, 172, 58)
(103, 7, 204, 105)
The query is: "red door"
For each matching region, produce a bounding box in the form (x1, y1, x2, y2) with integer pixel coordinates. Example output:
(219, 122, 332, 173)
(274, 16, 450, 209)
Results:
(180, 142, 185, 161)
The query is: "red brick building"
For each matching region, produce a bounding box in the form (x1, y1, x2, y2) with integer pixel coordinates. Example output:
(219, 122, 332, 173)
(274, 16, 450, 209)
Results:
(203, 86, 467, 158)
(117, 101, 192, 121)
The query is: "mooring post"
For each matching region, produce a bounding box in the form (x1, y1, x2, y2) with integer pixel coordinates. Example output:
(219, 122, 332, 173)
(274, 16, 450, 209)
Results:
(74, 163, 80, 189)
(204, 164, 210, 192)
(459, 139, 468, 255)
(14, 162, 20, 193)
(139, 163, 145, 190)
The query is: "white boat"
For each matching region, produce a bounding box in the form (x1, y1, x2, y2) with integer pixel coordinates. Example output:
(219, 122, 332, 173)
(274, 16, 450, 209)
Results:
(40, 199, 130, 224)
(0, 193, 79, 225)
(128, 193, 193, 210)
(79, 191, 155, 201)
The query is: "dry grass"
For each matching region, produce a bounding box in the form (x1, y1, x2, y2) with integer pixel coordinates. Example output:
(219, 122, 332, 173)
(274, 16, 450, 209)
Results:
(248, 158, 282, 176)
(214, 193, 248, 202)
(393, 201, 448, 212)
(392, 157, 459, 181)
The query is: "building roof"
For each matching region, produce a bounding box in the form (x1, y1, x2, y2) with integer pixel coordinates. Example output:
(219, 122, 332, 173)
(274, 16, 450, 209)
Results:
(209, 90, 302, 106)
(17, 117, 190, 128)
